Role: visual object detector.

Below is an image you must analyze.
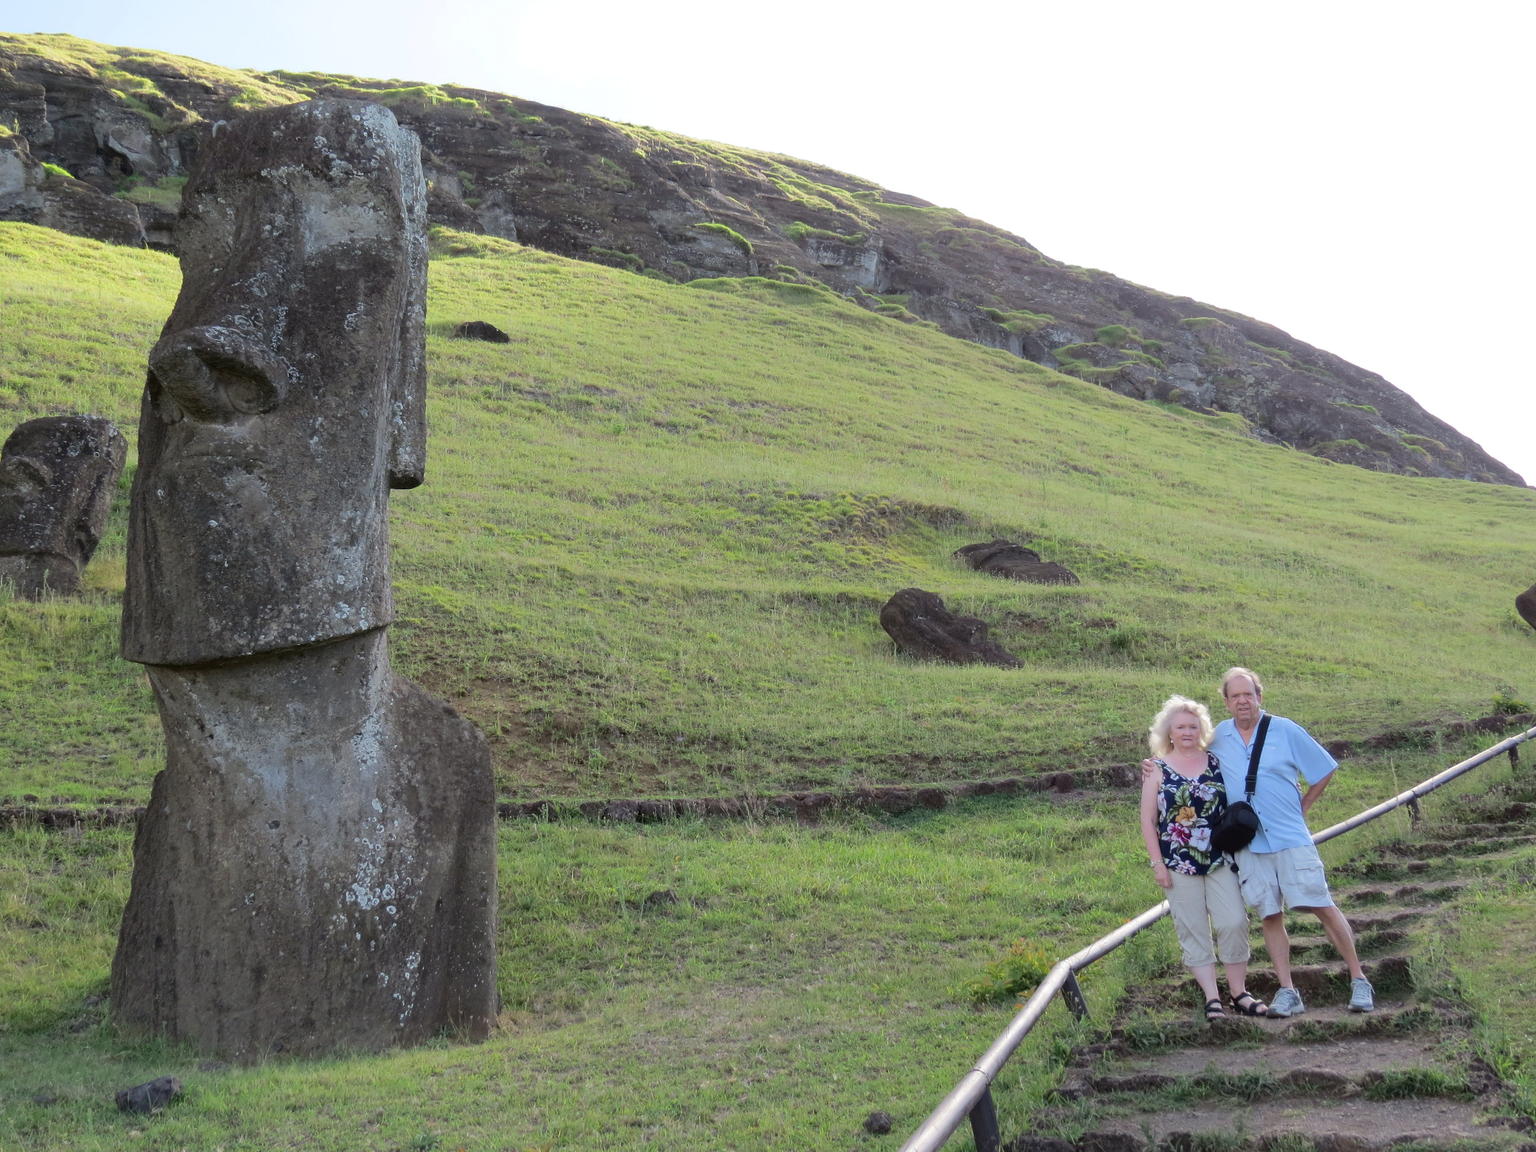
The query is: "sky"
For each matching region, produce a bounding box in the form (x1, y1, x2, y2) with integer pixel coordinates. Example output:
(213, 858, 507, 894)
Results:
(5, 0, 1532, 484)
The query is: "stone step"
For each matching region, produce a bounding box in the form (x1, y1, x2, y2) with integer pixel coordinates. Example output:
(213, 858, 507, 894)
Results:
(1288, 926, 1408, 961)
(1334, 850, 1527, 883)
(1112, 998, 1457, 1054)
(1379, 832, 1536, 857)
(1264, 956, 1411, 1004)
(1342, 880, 1465, 907)
(1428, 820, 1532, 837)
(1063, 1034, 1479, 1099)
(1010, 1095, 1529, 1152)
(1287, 906, 1424, 934)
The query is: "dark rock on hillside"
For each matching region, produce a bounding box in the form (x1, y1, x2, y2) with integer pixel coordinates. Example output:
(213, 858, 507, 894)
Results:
(880, 587, 1020, 667)
(0, 133, 146, 244)
(0, 415, 126, 598)
(452, 319, 511, 343)
(864, 1111, 895, 1136)
(1517, 585, 1536, 632)
(956, 539, 1078, 584)
(0, 32, 1522, 486)
(115, 1076, 181, 1114)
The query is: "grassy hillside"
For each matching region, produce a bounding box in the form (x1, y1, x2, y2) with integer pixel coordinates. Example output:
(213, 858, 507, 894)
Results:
(3, 221, 1536, 1149)
(1, 221, 1533, 803)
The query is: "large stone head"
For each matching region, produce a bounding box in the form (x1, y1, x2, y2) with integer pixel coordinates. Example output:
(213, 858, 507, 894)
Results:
(0, 415, 127, 598)
(122, 100, 428, 665)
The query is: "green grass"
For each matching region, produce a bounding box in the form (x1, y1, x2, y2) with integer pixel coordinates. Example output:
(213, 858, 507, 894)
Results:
(0, 214, 1527, 1149)
(690, 221, 753, 255)
(1441, 816, 1536, 1115)
(2, 51, 1535, 1150)
(0, 33, 300, 124)
(1, 742, 1511, 1148)
(0, 791, 1151, 1151)
(2, 221, 1534, 803)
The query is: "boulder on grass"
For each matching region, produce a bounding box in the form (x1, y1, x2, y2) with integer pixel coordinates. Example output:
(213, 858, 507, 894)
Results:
(452, 319, 511, 343)
(879, 587, 1020, 667)
(955, 539, 1078, 585)
(1518, 584, 1536, 632)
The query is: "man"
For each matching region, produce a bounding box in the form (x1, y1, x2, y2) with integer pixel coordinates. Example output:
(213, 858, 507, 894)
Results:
(1209, 667, 1373, 1017)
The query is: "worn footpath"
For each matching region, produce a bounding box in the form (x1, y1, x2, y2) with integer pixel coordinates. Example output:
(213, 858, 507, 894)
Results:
(1012, 777, 1536, 1152)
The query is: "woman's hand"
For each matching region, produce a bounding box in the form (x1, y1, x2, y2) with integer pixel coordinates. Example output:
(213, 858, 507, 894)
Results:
(1141, 757, 1159, 779)
(1151, 861, 1172, 890)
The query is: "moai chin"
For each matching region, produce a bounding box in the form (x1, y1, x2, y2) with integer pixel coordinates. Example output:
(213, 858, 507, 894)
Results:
(111, 100, 497, 1058)
(0, 415, 126, 598)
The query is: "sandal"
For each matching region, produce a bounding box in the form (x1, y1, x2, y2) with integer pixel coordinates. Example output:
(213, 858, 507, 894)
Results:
(1229, 990, 1270, 1017)
(1203, 998, 1227, 1022)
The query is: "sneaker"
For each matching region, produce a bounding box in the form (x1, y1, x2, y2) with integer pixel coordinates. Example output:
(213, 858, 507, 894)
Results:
(1349, 977, 1375, 1013)
(1268, 986, 1306, 1018)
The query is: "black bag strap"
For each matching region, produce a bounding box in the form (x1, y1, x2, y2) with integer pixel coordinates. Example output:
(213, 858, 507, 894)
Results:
(1243, 714, 1271, 801)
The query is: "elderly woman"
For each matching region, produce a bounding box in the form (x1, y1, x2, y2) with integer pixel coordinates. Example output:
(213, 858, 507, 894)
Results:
(1140, 694, 1268, 1020)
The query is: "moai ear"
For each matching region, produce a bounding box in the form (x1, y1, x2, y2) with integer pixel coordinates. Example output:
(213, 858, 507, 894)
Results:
(388, 130, 429, 491)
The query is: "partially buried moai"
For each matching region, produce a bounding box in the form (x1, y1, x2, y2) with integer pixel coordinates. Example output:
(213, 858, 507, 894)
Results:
(111, 100, 497, 1058)
(0, 415, 126, 598)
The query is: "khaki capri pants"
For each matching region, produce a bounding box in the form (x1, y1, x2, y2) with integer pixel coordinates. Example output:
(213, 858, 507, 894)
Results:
(1165, 863, 1250, 968)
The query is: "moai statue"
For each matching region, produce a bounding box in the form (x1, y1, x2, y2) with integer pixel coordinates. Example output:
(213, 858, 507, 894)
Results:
(0, 415, 126, 598)
(111, 101, 497, 1058)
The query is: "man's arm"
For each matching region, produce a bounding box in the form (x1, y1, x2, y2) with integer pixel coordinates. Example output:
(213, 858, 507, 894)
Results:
(1301, 772, 1332, 818)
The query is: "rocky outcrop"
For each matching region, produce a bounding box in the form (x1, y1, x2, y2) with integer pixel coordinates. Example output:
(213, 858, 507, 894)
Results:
(0, 32, 1522, 485)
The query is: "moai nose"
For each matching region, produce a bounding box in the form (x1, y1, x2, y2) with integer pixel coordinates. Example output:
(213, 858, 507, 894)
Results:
(148, 325, 288, 423)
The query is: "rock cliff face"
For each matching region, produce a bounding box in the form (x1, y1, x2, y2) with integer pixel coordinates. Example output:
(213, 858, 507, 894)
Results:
(0, 33, 1521, 485)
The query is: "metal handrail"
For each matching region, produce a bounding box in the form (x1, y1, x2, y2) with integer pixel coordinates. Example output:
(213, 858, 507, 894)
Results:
(900, 723, 1536, 1152)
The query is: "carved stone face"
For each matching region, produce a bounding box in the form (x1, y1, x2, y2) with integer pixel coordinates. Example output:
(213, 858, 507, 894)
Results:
(122, 101, 427, 665)
(0, 415, 126, 569)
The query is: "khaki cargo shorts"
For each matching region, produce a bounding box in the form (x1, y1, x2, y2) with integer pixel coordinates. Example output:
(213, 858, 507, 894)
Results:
(1234, 842, 1334, 919)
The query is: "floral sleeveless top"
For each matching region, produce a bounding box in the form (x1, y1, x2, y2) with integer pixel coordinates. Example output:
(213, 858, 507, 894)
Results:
(1155, 752, 1227, 876)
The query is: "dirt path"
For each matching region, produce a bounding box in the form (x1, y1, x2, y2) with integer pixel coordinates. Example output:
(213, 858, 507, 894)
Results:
(1011, 781, 1536, 1151)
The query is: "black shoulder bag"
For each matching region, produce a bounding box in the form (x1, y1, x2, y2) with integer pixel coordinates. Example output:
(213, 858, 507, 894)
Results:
(1210, 714, 1270, 856)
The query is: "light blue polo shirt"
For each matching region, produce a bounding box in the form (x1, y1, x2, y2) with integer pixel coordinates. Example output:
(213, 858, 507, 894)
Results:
(1209, 712, 1336, 853)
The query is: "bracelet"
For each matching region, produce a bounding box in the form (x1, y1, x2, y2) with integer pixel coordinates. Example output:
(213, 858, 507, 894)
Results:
(1149, 859, 1164, 867)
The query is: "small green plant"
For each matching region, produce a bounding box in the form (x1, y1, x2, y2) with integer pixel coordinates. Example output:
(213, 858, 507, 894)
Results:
(1362, 1067, 1471, 1100)
(692, 221, 753, 256)
(40, 161, 73, 180)
(962, 938, 1053, 1005)
(1332, 400, 1380, 415)
(1094, 324, 1131, 347)
(1492, 689, 1531, 716)
(1178, 316, 1223, 329)
(784, 221, 867, 246)
(116, 174, 187, 209)
(1401, 433, 1449, 454)
(588, 247, 645, 273)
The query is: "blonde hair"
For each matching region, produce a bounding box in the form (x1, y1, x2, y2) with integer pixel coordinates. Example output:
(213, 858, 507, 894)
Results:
(1148, 694, 1214, 756)
(1220, 666, 1264, 699)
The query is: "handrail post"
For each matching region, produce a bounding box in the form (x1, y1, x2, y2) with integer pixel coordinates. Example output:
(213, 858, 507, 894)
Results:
(1511, 743, 1522, 773)
(968, 1087, 1001, 1152)
(1060, 971, 1089, 1020)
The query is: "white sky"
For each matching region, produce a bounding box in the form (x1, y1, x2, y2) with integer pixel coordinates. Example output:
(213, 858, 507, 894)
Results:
(6, 0, 1532, 484)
